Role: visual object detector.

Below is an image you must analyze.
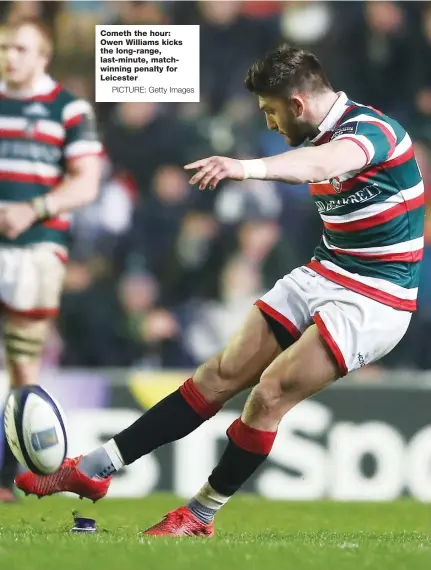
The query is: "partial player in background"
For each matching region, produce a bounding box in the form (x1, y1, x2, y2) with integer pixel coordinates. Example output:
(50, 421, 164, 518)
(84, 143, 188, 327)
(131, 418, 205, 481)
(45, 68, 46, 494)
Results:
(0, 18, 102, 501)
(17, 44, 423, 538)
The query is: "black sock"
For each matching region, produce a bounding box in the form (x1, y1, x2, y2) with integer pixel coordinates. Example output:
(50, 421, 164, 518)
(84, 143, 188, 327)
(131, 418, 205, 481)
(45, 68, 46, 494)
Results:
(208, 418, 276, 496)
(208, 440, 268, 496)
(114, 379, 220, 465)
(0, 437, 18, 489)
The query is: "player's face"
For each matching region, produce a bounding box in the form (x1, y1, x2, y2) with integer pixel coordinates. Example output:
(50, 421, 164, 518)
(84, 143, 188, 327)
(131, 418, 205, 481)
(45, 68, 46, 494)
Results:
(258, 95, 310, 147)
(0, 26, 49, 89)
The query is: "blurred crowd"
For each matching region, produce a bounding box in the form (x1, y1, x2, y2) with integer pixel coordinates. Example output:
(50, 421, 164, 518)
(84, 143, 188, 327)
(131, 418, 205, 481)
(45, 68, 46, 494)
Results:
(2, 0, 431, 372)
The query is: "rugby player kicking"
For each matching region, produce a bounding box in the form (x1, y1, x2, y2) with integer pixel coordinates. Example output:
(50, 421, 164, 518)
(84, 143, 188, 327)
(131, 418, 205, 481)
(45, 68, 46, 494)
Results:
(17, 45, 423, 536)
(0, 18, 101, 501)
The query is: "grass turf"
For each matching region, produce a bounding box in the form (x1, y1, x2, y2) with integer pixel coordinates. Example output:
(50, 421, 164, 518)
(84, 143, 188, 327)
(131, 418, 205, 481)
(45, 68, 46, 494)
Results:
(0, 495, 430, 570)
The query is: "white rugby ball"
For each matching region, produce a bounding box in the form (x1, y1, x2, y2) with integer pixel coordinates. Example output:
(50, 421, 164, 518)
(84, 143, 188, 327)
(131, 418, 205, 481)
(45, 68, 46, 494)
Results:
(4, 385, 67, 475)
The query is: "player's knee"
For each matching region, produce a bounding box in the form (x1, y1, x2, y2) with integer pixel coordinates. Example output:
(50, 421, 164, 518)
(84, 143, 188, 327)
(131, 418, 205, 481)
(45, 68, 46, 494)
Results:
(250, 381, 282, 415)
(257, 368, 305, 409)
(194, 353, 241, 403)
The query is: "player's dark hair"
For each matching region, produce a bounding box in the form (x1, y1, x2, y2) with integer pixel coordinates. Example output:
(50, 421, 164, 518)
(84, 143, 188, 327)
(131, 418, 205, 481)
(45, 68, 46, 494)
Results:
(6, 17, 54, 58)
(245, 44, 332, 98)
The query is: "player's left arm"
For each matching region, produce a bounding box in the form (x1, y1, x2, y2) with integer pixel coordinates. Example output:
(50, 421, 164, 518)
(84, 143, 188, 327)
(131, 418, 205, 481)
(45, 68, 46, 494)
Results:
(185, 120, 395, 190)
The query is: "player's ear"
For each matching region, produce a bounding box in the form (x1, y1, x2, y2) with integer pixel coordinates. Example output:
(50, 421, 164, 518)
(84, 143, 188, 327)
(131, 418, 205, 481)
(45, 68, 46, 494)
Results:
(290, 95, 305, 119)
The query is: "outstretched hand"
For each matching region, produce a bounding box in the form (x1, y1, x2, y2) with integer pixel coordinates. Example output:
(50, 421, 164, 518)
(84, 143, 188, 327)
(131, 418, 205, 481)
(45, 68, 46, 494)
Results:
(184, 156, 245, 190)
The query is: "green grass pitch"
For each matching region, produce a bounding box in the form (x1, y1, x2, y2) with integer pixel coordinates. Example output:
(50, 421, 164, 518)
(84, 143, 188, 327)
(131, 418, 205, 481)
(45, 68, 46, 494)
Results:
(0, 495, 430, 570)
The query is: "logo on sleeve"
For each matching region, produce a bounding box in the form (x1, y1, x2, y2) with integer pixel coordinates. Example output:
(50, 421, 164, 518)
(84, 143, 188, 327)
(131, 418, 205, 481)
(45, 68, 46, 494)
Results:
(331, 122, 358, 140)
(330, 177, 342, 192)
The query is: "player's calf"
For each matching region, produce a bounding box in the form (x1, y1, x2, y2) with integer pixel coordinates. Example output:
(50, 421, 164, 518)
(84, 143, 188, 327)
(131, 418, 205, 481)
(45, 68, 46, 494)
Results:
(193, 354, 253, 405)
(79, 349, 258, 480)
(78, 375, 222, 480)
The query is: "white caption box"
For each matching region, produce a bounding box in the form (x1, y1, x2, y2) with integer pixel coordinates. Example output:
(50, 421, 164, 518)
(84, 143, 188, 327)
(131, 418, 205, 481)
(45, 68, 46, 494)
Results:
(95, 25, 200, 103)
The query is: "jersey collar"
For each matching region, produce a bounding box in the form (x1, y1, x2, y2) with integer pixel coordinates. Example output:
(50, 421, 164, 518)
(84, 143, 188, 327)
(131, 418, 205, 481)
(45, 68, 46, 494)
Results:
(0, 74, 57, 99)
(309, 91, 349, 144)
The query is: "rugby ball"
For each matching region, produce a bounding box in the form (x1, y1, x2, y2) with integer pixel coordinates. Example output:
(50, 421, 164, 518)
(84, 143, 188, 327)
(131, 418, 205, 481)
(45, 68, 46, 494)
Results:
(4, 385, 67, 475)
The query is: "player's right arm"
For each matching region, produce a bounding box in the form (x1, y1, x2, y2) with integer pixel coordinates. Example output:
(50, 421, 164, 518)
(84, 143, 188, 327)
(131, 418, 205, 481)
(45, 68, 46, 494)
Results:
(242, 139, 368, 184)
(185, 121, 395, 190)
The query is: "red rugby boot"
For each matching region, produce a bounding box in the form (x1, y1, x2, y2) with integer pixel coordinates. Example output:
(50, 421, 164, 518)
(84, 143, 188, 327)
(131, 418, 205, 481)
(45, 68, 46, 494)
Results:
(144, 506, 214, 537)
(14, 456, 111, 502)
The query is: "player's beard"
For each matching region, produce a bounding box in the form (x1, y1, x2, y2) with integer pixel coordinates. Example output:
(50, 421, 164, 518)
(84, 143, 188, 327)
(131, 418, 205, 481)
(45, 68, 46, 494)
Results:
(282, 122, 307, 147)
(283, 120, 319, 148)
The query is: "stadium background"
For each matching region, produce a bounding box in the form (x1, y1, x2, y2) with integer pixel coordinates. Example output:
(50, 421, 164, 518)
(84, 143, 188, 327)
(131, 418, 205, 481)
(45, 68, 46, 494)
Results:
(1, 0, 431, 501)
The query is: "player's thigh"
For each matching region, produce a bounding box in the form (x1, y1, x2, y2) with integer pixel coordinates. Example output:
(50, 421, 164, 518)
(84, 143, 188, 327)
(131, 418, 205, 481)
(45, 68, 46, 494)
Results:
(195, 305, 283, 401)
(244, 324, 339, 430)
(310, 285, 412, 375)
(0, 245, 66, 315)
(195, 267, 314, 402)
(256, 267, 314, 342)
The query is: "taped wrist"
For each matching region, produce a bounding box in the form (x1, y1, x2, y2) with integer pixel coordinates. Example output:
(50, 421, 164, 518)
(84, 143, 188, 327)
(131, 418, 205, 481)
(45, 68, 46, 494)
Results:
(31, 195, 56, 221)
(240, 159, 267, 180)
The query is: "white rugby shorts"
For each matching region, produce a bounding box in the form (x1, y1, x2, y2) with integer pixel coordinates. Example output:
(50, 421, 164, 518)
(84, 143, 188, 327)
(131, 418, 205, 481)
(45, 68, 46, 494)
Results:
(0, 243, 66, 318)
(256, 266, 411, 376)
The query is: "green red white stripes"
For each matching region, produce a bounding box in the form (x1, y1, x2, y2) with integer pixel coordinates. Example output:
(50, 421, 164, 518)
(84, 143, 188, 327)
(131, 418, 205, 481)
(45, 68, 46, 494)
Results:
(0, 76, 101, 248)
(307, 259, 418, 311)
(0, 117, 65, 146)
(321, 234, 424, 263)
(309, 93, 424, 311)
(0, 158, 62, 186)
(321, 181, 424, 232)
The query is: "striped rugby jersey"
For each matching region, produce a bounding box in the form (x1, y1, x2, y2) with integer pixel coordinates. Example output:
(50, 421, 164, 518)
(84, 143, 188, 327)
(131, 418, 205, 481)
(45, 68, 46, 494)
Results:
(0, 74, 102, 248)
(308, 92, 424, 312)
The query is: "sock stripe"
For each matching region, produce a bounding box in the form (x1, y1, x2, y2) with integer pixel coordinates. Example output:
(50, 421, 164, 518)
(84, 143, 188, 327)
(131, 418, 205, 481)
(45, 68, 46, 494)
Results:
(179, 378, 221, 419)
(187, 499, 217, 525)
(227, 418, 276, 455)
